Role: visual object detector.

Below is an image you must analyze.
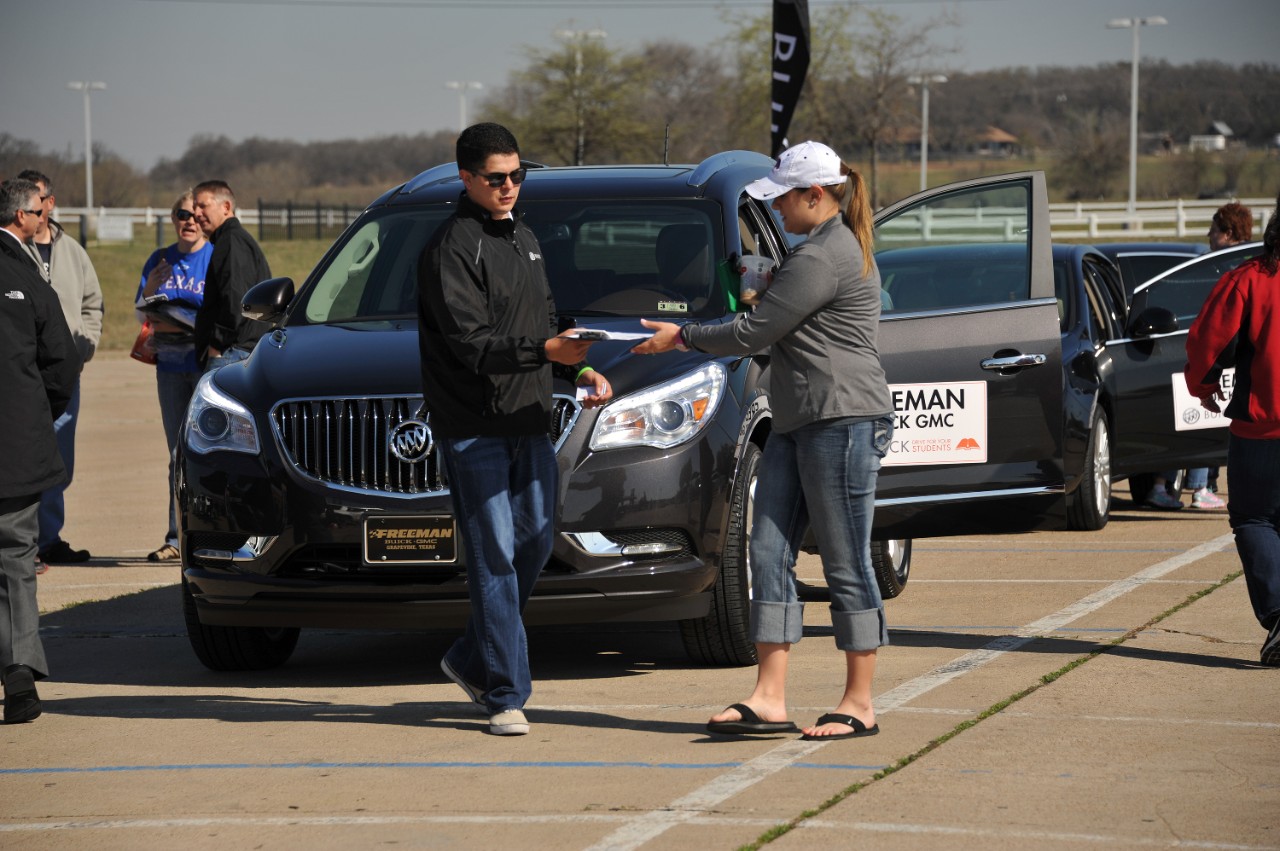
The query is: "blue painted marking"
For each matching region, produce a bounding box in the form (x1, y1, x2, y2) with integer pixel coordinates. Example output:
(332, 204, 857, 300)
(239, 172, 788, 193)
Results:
(915, 547, 1181, 553)
(0, 759, 887, 776)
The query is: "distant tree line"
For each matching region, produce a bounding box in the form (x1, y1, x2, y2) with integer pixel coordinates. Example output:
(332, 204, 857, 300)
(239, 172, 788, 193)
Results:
(3, 3, 1277, 208)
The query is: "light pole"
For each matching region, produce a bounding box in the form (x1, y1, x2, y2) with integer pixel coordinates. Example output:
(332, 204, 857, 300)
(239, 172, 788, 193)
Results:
(67, 81, 106, 209)
(555, 28, 607, 165)
(908, 74, 946, 192)
(1107, 16, 1167, 218)
(444, 81, 483, 131)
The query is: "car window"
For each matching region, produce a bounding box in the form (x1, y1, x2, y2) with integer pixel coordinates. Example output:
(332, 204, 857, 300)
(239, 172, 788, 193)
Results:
(1136, 243, 1264, 328)
(1082, 260, 1123, 341)
(524, 200, 724, 317)
(298, 201, 726, 323)
(873, 181, 1032, 314)
(1115, 253, 1199, 293)
(302, 210, 451, 323)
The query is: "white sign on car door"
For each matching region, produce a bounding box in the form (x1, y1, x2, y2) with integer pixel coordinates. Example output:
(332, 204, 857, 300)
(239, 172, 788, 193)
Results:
(884, 381, 988, 466)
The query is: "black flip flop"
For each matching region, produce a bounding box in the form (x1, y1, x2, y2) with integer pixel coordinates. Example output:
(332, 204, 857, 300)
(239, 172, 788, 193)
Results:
(800, 713, 879, 741)
(706, 702, 798, 735)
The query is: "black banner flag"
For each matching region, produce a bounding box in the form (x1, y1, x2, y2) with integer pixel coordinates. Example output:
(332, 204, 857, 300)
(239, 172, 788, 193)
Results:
(770, 0, 811, 156)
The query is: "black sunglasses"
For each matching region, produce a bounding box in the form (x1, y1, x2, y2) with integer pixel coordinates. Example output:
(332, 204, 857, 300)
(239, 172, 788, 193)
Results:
(174, 209, 196, 221)
(19, 207, 43, 218)
(469, 167, 527, 188)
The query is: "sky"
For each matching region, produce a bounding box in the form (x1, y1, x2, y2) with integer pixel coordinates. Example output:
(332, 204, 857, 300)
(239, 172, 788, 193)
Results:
(2, 0, 1273, 173)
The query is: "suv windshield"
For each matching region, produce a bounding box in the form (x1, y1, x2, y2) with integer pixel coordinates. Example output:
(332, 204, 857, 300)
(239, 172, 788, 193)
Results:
(297, 199, 726, 324)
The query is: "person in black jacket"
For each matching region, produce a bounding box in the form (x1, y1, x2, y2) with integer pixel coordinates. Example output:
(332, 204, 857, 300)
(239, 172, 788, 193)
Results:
(191, 180, 272, 371)
(418, 123, 612, 736)
(0, 178, 80, 723)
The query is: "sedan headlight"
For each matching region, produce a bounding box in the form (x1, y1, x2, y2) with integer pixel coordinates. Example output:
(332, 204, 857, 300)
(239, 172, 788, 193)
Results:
(185, 372, 260, 455)
(590, 362, 726, 450)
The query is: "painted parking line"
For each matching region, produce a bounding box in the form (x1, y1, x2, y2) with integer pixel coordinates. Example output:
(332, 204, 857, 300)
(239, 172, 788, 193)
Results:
(0, 759, 883, 776)
(794, 819, 1270, 850)
(584, 533, 1236, 851)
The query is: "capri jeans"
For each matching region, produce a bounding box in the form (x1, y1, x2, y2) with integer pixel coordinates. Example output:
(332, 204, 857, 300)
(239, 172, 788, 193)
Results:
(748, 416, 893, 651)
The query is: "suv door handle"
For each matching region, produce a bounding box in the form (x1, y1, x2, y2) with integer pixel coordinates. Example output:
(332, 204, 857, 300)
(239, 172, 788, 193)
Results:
(981, 353, 1048, 371)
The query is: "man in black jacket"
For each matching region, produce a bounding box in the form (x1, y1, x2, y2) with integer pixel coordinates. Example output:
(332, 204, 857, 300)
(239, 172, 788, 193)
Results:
(418, 123, 611, 735)
(191, 180, 272, 371)
(0, 178, 80, 723)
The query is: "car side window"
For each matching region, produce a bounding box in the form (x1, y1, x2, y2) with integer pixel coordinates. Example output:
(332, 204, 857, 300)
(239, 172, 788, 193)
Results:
(1137, 245, 1263, 328)
(874, 181, 1032, 314)
(1082, 260, 1122, 342)
(301, 211, 454, 323)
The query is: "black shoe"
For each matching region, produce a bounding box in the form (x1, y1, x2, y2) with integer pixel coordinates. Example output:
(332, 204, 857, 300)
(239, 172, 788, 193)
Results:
(2, 664, 41, 724)
(39, 540, 91, 564)
(1262, 620, 1280, 667)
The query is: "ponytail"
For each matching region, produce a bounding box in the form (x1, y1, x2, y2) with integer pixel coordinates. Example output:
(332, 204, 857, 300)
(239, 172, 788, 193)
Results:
(827, 163, 875, 277)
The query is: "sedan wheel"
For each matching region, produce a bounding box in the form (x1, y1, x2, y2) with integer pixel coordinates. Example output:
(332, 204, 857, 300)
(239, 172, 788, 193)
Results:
(1068, 410, 1111, 531)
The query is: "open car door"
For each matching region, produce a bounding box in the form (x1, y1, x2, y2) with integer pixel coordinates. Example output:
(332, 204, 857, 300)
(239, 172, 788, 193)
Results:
(871, 172, 1064, 538)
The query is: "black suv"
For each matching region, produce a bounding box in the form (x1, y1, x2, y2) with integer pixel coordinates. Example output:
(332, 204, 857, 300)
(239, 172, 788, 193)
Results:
(177, 154, 1072, 671)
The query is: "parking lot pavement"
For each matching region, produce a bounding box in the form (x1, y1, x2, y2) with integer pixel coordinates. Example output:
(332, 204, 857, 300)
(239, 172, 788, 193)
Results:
(4, 353, 1276, 850)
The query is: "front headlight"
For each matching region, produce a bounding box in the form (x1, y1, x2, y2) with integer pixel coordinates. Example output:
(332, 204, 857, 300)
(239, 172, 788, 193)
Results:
(589, 362, 726, 451)
(185, 372, 261, 455)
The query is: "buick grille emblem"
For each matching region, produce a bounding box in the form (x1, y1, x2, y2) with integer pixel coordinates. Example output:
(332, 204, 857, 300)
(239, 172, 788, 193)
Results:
(389, 420, 433, 463)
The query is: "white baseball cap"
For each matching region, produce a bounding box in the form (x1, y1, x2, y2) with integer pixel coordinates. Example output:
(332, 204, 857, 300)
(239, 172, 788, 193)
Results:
(745, 141, 845, 200)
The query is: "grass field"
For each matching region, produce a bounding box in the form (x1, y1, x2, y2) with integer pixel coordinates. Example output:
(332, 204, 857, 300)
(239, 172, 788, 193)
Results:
(88, 238, 331, 352)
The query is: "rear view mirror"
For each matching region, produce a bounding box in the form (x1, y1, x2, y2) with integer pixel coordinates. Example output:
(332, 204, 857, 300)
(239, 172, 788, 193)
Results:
(242, 277, 295, 324)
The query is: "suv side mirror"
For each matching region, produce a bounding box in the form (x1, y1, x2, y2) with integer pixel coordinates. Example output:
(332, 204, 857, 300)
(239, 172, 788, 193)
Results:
(1128, 305, 1177, 338)
(243, 277, 295, 324)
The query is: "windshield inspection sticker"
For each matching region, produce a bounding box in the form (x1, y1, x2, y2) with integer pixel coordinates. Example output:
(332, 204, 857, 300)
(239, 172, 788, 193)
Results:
(883, 381, 987, 466)
(1171, 368, 1234, 431)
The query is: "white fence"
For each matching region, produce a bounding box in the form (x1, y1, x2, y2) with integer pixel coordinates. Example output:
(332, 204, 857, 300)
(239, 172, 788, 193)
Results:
(53, 197, 1274, 246)
(1048, 198, 1273, 241)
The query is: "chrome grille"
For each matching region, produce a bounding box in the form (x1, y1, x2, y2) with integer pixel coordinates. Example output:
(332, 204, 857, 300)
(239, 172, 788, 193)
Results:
(272, 394, 580, 496)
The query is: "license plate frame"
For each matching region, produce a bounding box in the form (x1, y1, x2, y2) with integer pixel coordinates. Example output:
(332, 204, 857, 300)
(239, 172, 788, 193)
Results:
(364, 515, 458, 565)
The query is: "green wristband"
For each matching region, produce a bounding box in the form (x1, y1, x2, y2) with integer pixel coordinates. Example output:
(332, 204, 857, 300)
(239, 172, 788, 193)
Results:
(576, 366, 594, 381)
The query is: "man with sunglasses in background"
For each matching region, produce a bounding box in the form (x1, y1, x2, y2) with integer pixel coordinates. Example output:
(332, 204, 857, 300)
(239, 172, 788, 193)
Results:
(418, 122, 612, 736)
(16, 170, 103, 572)
(191, 179, 272, 372)
(0, 177, 80, 722)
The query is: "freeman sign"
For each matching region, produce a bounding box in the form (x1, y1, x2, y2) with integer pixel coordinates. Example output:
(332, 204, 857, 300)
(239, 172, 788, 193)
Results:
(364, 515, 457, 564)
(883, 381, 988, 467)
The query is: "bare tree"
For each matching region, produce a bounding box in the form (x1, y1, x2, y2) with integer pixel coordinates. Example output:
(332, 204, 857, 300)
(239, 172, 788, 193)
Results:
(823, 4, 958, 207)
(1055, 109, 1128, 200)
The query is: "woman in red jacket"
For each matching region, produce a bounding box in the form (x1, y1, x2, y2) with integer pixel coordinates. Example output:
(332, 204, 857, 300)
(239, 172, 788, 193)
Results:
(1184, 190, 1280, 667)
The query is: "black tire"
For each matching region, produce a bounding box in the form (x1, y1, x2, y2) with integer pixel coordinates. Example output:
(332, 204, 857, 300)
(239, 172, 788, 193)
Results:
(182, 577, 300, 671)
(871, 539, 912, 600)
(1068, 410, 1111, 531)
(680, 442, 759, 667)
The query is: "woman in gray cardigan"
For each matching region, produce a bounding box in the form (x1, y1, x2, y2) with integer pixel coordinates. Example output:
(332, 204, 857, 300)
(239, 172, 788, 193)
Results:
(635, 141, 892, 741)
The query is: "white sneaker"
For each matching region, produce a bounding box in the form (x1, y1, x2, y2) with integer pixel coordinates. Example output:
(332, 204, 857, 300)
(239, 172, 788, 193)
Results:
(1190, 488, 1226, 510)
(489, 708, 529, 736)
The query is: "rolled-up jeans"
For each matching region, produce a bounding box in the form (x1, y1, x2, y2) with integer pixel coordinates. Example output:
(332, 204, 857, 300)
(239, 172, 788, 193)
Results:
(748, 416, 893, 651)
(1225, 434, 1280, 630)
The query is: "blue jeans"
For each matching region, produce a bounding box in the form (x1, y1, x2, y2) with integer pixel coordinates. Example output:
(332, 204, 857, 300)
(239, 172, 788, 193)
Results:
(37, 379, 80, 552)
(1226, 435, 1280, 630)
(203, 346, 251, 373)
(1162, 468, 1209, 490)
(157, 369, 201, 545)
(437, 434, 557, 712)
(748, 416, 893, 651)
